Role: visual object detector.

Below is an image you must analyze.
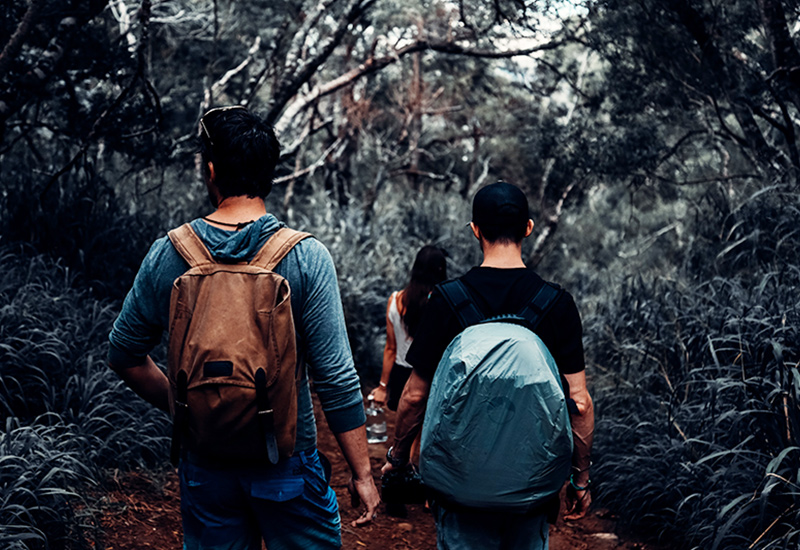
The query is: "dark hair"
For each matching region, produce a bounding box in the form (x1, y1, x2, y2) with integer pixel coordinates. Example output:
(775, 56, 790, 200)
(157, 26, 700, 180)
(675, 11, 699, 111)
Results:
(401, 246, 447, 336)
(476, 221, 528, 244)
(198, 107, 280, 199)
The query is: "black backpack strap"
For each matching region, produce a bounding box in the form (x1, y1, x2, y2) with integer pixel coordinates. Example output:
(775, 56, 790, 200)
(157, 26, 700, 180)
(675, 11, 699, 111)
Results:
(170, 370, 189, 467)
(255, 368, 280, 465)
(438, 280, 484, 329)
(517, 282, 563, 331)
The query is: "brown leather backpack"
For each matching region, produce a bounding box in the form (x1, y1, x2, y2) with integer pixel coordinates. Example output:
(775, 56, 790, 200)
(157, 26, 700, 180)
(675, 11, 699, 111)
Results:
(166, 224, 311, 465)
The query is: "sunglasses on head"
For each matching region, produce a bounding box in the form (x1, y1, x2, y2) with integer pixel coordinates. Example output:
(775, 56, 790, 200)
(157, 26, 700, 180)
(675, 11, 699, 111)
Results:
(199, 105, 247, 147)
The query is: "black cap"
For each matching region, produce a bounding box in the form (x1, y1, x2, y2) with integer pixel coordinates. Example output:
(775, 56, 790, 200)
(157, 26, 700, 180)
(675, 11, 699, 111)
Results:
(472, 181, 529, 229)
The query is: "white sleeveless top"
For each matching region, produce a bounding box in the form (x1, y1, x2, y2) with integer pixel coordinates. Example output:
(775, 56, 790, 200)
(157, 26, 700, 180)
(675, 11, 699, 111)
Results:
(388, 291, 413, 368)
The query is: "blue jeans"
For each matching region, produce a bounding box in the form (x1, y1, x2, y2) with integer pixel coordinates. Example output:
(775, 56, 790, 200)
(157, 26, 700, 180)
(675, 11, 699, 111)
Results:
(435, 505, 549, 550)
(180, 448, 341, 550)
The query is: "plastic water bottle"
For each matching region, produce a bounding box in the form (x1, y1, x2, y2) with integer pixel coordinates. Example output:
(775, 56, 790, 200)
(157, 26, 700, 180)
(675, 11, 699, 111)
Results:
(365, 395, 388, 444)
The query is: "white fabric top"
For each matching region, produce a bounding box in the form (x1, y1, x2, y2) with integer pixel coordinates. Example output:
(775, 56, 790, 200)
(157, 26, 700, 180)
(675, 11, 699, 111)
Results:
(388, 291, 413, 368)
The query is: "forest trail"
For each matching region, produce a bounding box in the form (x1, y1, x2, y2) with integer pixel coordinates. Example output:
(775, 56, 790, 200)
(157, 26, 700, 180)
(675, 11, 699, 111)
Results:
(92, 398, 664, 550)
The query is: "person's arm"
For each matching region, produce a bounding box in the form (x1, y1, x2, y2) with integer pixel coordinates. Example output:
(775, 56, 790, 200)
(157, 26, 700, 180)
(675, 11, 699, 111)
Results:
(112, 356, 171, 413)
(381, 369, 430, 473)
(369, 294, 398, 406)
(563, 370, 595, 520)
(381, 289, 453, 471)
(292, 240, 380, 525)
(108, 237, 180, 414)
(333, 425, 381, 526)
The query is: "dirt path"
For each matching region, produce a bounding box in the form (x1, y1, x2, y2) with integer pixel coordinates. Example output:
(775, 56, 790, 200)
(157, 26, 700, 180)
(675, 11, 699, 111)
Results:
(93, 398, 662, 550)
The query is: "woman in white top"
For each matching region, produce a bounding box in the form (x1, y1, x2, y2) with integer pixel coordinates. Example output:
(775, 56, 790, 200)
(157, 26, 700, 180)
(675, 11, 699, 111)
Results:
(370, 246, 447, 411)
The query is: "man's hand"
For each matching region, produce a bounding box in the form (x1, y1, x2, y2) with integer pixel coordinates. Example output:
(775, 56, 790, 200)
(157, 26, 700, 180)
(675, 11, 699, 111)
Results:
(368, 385, 388, 407)
(332, 424, 382, 526)
(564, 484, 591, 520)
(347, 475, 381, 526)
(380, 460, 395, 476)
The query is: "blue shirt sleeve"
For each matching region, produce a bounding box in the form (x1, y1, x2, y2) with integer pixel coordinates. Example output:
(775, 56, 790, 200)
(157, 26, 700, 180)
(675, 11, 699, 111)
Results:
(108, 236, 185, 369)
(282, 239, 366, 434)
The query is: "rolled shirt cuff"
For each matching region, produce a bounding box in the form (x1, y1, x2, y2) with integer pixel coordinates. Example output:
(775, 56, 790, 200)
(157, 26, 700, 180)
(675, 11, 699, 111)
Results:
(107, 342, 148, 370)
(325, 400, 367, 434)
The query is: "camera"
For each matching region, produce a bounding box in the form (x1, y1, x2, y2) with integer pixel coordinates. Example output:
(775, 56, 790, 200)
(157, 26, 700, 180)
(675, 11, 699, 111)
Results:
(381, 464, 427, 504)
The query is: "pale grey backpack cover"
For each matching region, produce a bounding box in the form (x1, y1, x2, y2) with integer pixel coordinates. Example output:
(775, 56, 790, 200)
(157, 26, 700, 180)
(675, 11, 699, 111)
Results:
(420, 291, 573, 511)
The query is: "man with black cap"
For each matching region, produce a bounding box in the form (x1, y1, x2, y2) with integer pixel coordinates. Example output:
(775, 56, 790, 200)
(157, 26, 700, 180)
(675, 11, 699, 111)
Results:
(382, 181, 594, 549)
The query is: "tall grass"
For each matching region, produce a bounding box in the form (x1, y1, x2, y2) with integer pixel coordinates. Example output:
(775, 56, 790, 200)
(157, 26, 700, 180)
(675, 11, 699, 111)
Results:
(0, 419, 93, 550)
(0, 247, 170, 548)
(587, 185, 800, 549)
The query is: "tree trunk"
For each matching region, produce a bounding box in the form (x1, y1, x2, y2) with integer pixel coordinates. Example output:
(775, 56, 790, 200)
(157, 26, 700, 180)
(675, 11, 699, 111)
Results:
(666, 0, 779, 167)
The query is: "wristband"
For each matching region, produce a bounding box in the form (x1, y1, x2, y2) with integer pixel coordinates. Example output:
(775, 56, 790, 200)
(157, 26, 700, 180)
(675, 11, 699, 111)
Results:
(379, 381, 387, 388)
(569, 473, 591, 492)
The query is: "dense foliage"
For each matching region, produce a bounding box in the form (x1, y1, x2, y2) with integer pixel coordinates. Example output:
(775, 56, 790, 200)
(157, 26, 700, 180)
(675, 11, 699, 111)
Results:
(0, 248, 170, 548)
(1, 0, 799, 548)
(586, 186, 800, 549)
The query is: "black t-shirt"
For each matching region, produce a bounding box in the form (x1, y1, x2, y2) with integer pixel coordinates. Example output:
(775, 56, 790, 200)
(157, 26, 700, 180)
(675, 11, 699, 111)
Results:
(406, 266, 586, 381)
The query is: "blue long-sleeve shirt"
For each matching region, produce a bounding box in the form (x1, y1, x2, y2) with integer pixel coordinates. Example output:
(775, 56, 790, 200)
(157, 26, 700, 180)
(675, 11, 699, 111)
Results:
(108, 214, 366, 451)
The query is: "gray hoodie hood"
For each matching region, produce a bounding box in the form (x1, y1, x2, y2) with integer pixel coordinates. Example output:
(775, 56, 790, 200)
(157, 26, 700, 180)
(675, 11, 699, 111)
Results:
(189, 214, 283, 262)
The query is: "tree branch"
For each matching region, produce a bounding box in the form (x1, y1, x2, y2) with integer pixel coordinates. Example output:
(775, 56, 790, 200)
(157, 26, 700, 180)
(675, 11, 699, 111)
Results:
(0, 0, 46, 82)
(273, 136, 345, 185)
(274, 36, 567, 135)
(537, 50, 589, 206)
(528, 179, 579, 267)
(212, 36, 261, 101)
(266, 0, 376, 125)
(283, 0, 340, 75)
(667, 0, 779, 167)
(280, 116, 333, 160)
(0, 1, 111, 132)
(644, 171, 762, 186)
(758, 0, 800, 112)
(38, 0, 154, 201)
(656, 130, 707, 166)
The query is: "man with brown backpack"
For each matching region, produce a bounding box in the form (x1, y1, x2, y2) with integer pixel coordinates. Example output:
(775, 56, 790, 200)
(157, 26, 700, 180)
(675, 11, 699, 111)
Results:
(108, 105, 379, 549)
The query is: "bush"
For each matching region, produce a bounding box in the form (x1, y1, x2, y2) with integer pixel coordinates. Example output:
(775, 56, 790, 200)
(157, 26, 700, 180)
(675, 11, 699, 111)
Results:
(0, 169, 163, 302)
(0, 420, 92, 550)
(0, 247, 170, 548)
(586, 185, 800, 549)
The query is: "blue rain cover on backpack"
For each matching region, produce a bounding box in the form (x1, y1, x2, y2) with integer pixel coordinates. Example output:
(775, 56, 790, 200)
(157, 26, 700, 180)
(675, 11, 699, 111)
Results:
(419, 281, 573, 512)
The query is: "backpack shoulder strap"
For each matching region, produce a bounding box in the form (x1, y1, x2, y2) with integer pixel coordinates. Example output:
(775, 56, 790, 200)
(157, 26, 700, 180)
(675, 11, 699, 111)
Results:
(516, 281, 564, 331)
(250, 227, 313, 271)
(437, 279, 485, 329)
(168, 223, 215, 268)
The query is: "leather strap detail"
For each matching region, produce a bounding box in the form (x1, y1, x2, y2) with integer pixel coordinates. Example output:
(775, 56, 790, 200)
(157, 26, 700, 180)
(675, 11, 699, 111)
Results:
(168, 224, 215, 267)
(250, 227, 313, 271)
